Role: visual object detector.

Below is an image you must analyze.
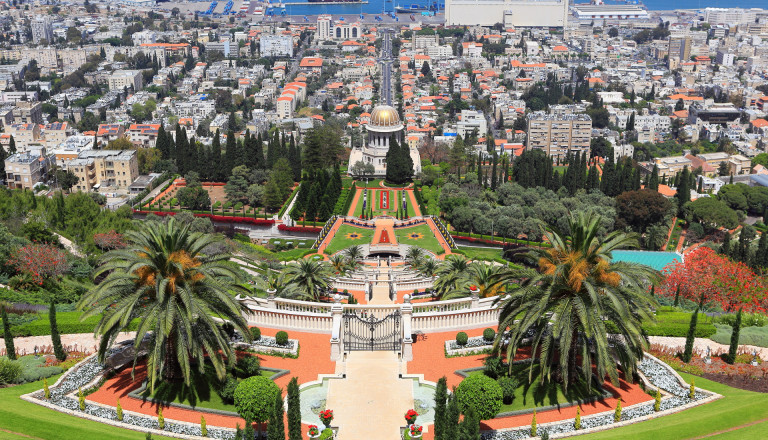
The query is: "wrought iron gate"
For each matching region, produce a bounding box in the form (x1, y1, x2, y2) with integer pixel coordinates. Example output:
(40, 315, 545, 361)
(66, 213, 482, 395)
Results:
(343, 311, 401, 352)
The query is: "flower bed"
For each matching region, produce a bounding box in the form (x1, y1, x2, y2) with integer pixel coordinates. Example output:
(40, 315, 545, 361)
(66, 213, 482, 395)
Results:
(278, 224, 322, 233)
(445, 336, 494, 356)
(22, 354, 238, 439)
(478, 354, 717, 440)
(134, 210, 275, 226)
(234, 335, 300, 357)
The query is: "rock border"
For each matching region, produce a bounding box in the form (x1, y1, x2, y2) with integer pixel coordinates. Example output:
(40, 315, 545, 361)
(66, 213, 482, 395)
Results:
(234, 336, 300, 357)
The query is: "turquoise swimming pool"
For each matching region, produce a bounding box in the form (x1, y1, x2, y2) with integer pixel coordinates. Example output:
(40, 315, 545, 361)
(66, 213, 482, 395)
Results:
(611, 250, 682, 271)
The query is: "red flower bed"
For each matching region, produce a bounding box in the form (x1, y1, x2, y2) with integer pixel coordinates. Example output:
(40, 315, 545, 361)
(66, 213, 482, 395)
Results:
(379, 229, 391, 243)
(380, 189, 390, 210)
(660, 247, 768, 313)
(133, 210, 275, 226)
(278, 224, 321, 233)
(9, 243, 68, 285)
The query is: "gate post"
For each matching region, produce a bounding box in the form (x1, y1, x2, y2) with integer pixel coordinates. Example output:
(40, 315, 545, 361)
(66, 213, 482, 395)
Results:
(401, 295, 413, 361)
(330, 294, 344, 361)
(266, 289, 277, 309)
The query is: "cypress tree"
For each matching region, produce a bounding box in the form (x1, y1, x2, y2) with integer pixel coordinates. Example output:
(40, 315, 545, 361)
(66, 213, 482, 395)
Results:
(673, 285, 681, 307)
(211, 131, 223, 181)
(490, 153, 498, 190)
(2, 306, 16, 360)
(49, 301, 66, 362)
(287, 378, 301, 440)
(681, 307, 699, 363)
(476, 153, 482, 182)
(726, 308, 742, 365)
(289, 133, 301, 181)
(445, 390, 460, 439)
(267, 388, 285, 440)
(586, 165, 600, 190)
(254, 132, 266, 169)
(675, 166, 691, 214)
(754, 231, 768, 269)
(459, 407, 480, 440)
(8, 135, 16, 154)
(434, 377, 447, 440)
(224, 130, 236, 178)
(502, 155, 509, 184)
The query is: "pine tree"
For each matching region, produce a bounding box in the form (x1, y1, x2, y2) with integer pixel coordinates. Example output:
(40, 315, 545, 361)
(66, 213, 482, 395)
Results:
(2, 306, 16, 360)
(726, 308, 742, 365)
(49, 301, 66, 361)
(287, 378, 301, 440)
(267, 388, 285, 440)
(434, 377, 447, 440)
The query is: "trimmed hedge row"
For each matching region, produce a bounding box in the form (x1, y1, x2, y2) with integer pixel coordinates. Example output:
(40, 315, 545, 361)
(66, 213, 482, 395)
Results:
(4, 312, 140, 337)
(278, 224, 322, 233)
(413, 188, 428, 216)
(134, 210, 275, 225)
(278, 184, 301, 218)
(642, 322, 717, 338)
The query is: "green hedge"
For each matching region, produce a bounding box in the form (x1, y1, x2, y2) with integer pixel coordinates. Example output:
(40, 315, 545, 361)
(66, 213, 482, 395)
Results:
(710, 324, 768, 348)
(278, 184, 301, 218)
(641, 309, 716, 338)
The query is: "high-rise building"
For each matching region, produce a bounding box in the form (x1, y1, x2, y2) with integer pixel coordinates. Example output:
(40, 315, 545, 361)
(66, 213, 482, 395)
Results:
(317, 15, 332, 41)
(30, 17, 53, 44)
(526, 112, 592, 160)
(704, 8, 758, 25)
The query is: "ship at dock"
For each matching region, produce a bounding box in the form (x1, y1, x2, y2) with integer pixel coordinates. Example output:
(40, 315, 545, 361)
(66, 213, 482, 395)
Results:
(307, 0, 362, 3)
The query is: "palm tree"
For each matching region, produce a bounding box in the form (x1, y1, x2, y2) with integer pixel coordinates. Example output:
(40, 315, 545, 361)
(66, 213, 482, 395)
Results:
(492, 211, 659, 392)
(433, 255, 470, 299)
(418, 259, 439, 278)
(328, 254, 349, 275)
(254, 268, 298, 298)
(344, 245, 364, 261)
(284, 259, 331, 301)
(78, 219, 250, 391)
(465, 262, 507, 298)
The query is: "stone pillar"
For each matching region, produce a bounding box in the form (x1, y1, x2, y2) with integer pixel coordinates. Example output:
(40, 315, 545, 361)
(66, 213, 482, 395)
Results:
(267, 289, 277, 309)
(330, 294, 344, 361)
(470, 286, 480, 309)
(401, 294, 413, 361)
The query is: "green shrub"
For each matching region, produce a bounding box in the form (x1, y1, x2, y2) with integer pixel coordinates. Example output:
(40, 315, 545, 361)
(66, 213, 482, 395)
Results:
(218, 375, 238, 404)
(0, 357, 22, 384)
(483, 356, 505, 379)
(654, 389, 661, 412)
(456, 331, 468, 346)
(276, 331, 289, 346)
(614, 399, 622, 422)
(78, 387, 85, 411)
(319, 428, 334, 440)
(497, 377, 517, 404)
(20, 365, 63, 383)
(575, 407, 581, 429)
(234, 376, 281, 425)
(715, 312, 768, 328)
(236, 355, 260, 378)
(157, 406, 164, 430)
(201, 416, 207, 437)
(455, 374, 503, 420)
(250, 327, 261, 341)
(483, 328, 495, 342)
(116, 398, 123, 421)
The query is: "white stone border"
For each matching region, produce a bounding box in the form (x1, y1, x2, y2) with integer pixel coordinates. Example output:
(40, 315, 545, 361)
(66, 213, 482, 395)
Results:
(444, 339, 493, 356)
(478, 353, 723, 439)
(20, 353, 238, 440)
(234, 336, 300, 357)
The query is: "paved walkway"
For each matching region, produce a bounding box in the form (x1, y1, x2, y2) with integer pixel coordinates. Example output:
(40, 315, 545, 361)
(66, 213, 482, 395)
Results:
(649, 336, 768, 360)
(369, 263, 393, 305)
(424, 217, 453, 258)
(327, 352, 412, 440)
(0, 332, 135, 357)
(316, 217, 344, 255)
(371, 218, 397, 246)
(407, 189, 422, 217)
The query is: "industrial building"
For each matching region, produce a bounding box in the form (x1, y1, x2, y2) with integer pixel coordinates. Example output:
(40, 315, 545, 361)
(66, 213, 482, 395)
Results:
(445, 0, 568, 27)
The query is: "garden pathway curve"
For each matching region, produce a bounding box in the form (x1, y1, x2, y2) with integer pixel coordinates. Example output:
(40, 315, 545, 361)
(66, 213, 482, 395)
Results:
(326, 351, 413, 440)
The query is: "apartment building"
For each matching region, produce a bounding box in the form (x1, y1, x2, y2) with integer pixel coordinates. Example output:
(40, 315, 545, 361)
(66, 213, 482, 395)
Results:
(457, 110, 488, 138)
(43, 122, 73, 147)
(96, 124, 126, 145)
(4, 150, 51, 189)
(108, 70, 143, 92)
(64, 149, 139, 191)
(6, 123, 42, 151)
(30, 16, 53, 44)
(526, 112, 592, 160)
(126, 123, 160, 148)
(259, 35, 293, 57)
(12, 101, 43, 125)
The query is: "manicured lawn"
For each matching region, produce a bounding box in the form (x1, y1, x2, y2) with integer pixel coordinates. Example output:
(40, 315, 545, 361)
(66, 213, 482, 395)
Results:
(323, 224, 373, 255)
(352, 189, 417, 218)
(641, 306, 717, 338)
(142, 367, 275, 412)
(0, 376, 176, 440)
(456, 246, 505, 262)
(395, 225, 443, 255)
(579, 373, 768, 440)
(468, 366, 602, 413)
(2, 311, 139, 337)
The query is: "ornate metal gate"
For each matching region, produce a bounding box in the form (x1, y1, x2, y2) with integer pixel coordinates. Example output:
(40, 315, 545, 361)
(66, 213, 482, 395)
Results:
(343, 311, 401, 352)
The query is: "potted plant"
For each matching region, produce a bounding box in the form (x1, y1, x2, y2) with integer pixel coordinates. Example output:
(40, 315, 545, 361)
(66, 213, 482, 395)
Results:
(404, 409, 419, 426)
(409, 424, 423, 439)
(319, 409, 334, 428)
(307, 425, 320, 439)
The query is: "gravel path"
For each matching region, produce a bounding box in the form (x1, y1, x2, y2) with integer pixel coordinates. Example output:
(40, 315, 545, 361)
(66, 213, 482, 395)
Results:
(648, 336, 768, 360)
(0, 332, 135, 357)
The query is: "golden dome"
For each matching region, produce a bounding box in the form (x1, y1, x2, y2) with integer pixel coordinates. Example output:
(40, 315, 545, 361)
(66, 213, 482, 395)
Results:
(368, 105, 401, 128)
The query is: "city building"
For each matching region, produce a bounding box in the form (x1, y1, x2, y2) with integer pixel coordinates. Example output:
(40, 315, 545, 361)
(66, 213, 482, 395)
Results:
(6, 123, 41, 151)
(446, 0, 568, 27)
(526, 112, 592, 160)
(126, 123, 161, 148)
(108, 70, 143, 92)
(348, 105, 421, 177)
(570, 4, 649, 21)
(456, 110, 488, 138)
(63, 149, 139, 191)
(259, 35, 293, 57)
(12, 101, 42, 125)
(4, 150, 51, 190)
(704, 8, 758, 25)
(30, 16, 53, 44)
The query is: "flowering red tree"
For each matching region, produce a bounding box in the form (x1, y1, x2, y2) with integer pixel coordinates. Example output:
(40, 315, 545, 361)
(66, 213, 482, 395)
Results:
(660, 247, 768, 313)
(93, 231, 126, 250)
(9, 243, 69, 285)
